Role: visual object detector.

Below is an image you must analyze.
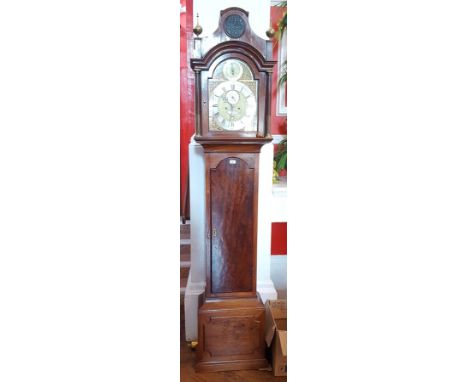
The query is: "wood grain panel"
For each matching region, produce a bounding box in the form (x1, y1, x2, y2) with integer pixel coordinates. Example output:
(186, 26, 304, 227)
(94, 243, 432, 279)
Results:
(210, 157, 254, 294)
(204, 315, 260, 357)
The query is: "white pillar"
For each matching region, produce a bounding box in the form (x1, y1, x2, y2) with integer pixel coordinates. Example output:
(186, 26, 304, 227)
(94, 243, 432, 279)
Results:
(257, 142, 278, 303)
(184, 139, 206, 342)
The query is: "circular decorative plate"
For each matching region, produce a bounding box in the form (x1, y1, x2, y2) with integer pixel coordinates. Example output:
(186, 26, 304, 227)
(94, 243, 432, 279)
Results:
(223, 14, 246, 39)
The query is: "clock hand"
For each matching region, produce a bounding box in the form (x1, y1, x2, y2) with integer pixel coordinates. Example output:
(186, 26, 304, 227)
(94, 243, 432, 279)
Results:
(228, 103, 235, 124)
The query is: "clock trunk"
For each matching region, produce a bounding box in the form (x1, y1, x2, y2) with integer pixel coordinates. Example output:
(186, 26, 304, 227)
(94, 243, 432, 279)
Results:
(209, 156, 255, 295)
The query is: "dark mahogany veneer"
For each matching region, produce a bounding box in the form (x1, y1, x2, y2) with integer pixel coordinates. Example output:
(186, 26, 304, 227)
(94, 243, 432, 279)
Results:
(191, 8, 275, 373)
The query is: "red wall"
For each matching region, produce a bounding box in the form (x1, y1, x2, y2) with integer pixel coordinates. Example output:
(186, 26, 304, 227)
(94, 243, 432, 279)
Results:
(270, 5, 287, 255)
(180, 0, 195, 214)
(269, 5, 287, 136)
(271, 222, 287, 255)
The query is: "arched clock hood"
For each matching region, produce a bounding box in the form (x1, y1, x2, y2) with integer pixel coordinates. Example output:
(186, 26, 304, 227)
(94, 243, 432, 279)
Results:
(191, 7, 276, 145)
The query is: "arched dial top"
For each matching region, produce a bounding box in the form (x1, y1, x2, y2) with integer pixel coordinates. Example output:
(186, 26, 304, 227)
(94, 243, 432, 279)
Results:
(208, 58, 258, 132)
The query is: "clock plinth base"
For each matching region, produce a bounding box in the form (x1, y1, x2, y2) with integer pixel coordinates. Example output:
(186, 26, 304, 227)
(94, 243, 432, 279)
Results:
(195, 295, 268, 373)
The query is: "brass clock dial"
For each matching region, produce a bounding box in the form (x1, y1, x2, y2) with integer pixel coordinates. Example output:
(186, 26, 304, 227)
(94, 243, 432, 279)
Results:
(210, 82, 256, 131)
(208, 59, 258, 132)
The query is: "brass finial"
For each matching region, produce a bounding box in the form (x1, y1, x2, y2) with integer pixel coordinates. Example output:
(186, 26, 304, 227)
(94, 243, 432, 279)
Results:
(193, 13, 203, 36)
(266, 25, 275, 39)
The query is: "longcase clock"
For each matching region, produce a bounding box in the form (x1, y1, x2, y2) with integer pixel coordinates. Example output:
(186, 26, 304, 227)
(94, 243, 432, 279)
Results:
(190, 8, 275, 372)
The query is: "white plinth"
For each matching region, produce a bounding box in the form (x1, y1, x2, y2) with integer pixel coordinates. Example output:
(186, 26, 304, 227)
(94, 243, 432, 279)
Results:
(184, 137, 277, 341)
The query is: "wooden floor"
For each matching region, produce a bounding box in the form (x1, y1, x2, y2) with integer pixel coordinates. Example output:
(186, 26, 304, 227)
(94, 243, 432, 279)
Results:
(180, 306, 286, 382)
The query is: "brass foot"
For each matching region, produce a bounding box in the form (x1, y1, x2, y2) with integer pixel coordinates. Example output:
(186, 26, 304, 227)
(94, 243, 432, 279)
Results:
(187, 341, 198, 350)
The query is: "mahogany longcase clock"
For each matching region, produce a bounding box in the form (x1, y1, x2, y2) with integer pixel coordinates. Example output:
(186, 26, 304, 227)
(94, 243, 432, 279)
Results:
(190, 8, 275, 372)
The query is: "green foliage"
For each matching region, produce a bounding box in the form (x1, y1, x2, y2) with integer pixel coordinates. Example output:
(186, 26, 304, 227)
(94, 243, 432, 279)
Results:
(273, 161, 280, 183)
(278, 12, 287, 39)
(274, 138, 287, 173)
